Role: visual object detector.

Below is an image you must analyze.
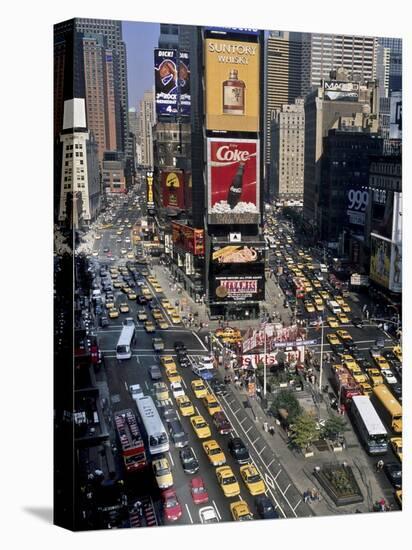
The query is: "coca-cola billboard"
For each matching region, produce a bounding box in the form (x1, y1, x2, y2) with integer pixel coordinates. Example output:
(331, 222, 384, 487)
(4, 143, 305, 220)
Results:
(207, 138, 260, 224)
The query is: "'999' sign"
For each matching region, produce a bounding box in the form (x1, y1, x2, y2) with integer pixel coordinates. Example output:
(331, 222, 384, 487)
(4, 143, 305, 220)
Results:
(348, 189, 368, 212)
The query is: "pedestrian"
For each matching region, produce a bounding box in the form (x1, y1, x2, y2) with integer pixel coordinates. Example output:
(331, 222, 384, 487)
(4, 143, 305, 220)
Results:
(376, 459, 384, 472)
(310, 488, 316, 501)
(303, 490, 310, 503)
(269, 425, 275, 436)
(263, 421, 269, 432)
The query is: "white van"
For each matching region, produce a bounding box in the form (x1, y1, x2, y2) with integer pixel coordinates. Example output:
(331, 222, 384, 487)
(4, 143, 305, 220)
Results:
(328, 300, 342, 314)
(319, 264, 328, 273)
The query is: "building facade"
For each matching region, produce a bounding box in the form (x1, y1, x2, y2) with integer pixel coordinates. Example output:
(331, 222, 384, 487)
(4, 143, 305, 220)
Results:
(269, 98, 305, 202)
(139, 90, 155, 169)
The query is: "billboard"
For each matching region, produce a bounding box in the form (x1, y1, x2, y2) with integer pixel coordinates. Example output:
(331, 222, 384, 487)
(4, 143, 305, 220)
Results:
(389, 93, 402, 139)
(205, 38, 260, 132)
(389, 243, 402, 293)
(206, 27, 259, 36)
(207, 138, 260, 224)
(211, 242, 265, 264)
(370, 234, 391, 288)
(346, 186, 369, 227)
(146, 171, 154, 208)
(178, 51, 191, 116)
(161, 170, 185, 210)
(242, 324, 307, 353)
(172, 222, 205, 256)
(154, 49, 178, 116)
(212, 274, 264, 302)
(323, 81, 359, 102)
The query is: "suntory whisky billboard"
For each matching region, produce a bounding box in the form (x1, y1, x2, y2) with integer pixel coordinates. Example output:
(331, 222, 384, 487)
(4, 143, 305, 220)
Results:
(207, 138, 260, 225)
(205, 38, 260, 132)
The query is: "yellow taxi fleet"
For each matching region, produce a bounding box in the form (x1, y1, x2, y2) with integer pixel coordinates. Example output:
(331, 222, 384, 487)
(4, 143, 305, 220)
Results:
(240, 464, 266, 496)
(216, 466, 240, 497)
(191, 379, 208, 399)
(176, 395, 195, 416)
(190, 415, 211, 439)
(202, 440, 226, 466)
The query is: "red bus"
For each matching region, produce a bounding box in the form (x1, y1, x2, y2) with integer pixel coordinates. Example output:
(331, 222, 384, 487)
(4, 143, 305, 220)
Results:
(115, 409, 147, 473)
(292, 277, 305, 299)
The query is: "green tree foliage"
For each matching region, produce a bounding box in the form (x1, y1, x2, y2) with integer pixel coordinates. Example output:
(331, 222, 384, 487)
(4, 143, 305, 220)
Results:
(322, 415, 348, 441)
(271, 390, 302, 423)
(289, 413, 318, 450)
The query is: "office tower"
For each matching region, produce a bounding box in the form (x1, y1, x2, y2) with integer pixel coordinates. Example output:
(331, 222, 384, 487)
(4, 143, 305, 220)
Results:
(58, 98, 100, 227)
(269, 98, 305, 202)
(290, 32, 378, 96)
(265, 32, 302, 166)
(138, 90, 155, 169)
(378, 37, 402, 92)
(159, 23, 179, 48)
(303, 69, 379, 238)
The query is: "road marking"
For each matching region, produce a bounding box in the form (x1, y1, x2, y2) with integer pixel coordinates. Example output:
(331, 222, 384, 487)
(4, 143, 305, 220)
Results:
(258, 445, 267, 455)
(192, 330, 208, 351)
(233, 408, 241, 414)
(245, 426, 253, 434)
(195, 407, 200, 416)
(284, 483, 291, 494)
(175, 409, 181, 420)
(144, 381, 149, 391)
(181, 378, 187, 389)
(168, 451, 174, 467)
(135, 356, 140, 365)
(293, 499, 302, 512)
(239, 417, 248, 425)
(212, 500, 221, 520)
(267, 458, 275, 468)
(124, 381, 128, 392)
(251, 437, 260, 445)
(265, 473, 275, 489)
(191, 446, 198, 459)
(185, 504, 194, 524)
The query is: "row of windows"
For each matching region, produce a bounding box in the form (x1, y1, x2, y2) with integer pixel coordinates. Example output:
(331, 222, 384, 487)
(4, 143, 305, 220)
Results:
(65, 144, 83, 150)
(65, 160, 84, 166)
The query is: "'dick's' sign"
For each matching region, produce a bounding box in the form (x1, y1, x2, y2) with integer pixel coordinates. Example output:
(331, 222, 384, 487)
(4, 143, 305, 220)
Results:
(205, 38, 260, 132)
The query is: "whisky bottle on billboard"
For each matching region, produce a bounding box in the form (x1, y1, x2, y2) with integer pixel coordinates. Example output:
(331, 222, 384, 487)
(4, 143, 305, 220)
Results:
(227, 162, 245, 209)
(223, 69, 245, 115)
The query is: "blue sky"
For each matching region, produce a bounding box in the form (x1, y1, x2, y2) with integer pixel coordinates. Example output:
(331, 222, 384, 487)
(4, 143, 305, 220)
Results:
(122, 20, 160, 109)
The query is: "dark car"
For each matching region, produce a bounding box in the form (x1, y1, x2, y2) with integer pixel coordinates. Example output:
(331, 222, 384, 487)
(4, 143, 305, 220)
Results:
(179, 447, 199, 474)
(136, 295, 147, 305)
(213, 411, 233, 435)
(210, 378, 228, 397)
(100, 315, 109, 327)
(383, 462, 402, 489)
(352, 317, 363, 328)
(331, 343, 345, 356)
(228, 437, 250, 464)
(390, 383, 402, 403)
(174, 341, 187, 351)
(358, 359, 372, 370)
(255, 495, 280, 520)
(168, 419, 189, 448)
(149, 364, 162, 381)
(178, 355, 191, 368)
(382, 350, 398, 362)
(375, 337, 386, 349)
(161, 405, 178, 423)
(351, 349, 364, 363)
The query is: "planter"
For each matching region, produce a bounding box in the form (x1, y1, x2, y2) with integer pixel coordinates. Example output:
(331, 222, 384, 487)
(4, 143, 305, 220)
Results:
(332, 443, 343, 453)
(304, 449, 314, 458)
(314, 464, 364, 506)
(279, 382, 288, 388)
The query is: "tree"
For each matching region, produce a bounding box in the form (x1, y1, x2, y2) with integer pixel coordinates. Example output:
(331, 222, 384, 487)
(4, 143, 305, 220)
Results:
(289, 412, 318, 451)
(271, 390, 302, 423)
(322, 415, 348, 442)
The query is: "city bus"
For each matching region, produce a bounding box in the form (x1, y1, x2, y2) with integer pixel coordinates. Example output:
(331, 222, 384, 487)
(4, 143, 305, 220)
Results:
(350, 396, 388, 455)
(114, 409, 147, 473)
(115, 319, 135, 360)
(135, 396, 169, 455)
(371, 384, 402, 434)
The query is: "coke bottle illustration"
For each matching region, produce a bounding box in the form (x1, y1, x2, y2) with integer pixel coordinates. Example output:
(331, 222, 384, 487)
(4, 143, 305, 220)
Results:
(227, 162, 245, 209)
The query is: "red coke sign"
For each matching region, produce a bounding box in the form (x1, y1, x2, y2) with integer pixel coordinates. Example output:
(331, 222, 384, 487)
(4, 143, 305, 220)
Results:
(207, 137, 260, 225)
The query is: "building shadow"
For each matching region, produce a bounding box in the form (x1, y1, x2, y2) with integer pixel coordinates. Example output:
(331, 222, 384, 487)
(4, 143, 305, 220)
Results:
(23, 507, 53, 524)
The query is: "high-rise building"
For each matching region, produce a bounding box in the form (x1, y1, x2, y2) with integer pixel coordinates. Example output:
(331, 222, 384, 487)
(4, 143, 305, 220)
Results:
(58, 98, 101, 227)
(290, 32, 378, 96)
(138, 90, 155, 169)
(264, 32, 302, 166)
(303, 69, 379, 239)
(269, 98, 305, 202)
(378, 37, 402, 92)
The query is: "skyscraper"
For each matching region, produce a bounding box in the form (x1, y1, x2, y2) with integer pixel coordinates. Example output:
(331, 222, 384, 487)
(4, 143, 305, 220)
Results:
(138, 90, 155, 169)
(378, 37, 402, 92)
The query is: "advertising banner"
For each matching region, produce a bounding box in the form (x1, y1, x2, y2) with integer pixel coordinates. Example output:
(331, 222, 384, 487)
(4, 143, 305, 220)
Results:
(389, 93, 402, 139)
(146, 171, 154, 208)
(205, 38, 260, 132)
(172, 222, 205, 256)
(323, 81, 359, 102)
(346, 187, 369, 227)
(161, 170, 185, 210)
(154, 49, 178, 116)
(212, 274, 264, 302)
(370, 188, 394, 240)
(206, 27, 259, 36)
(370, 234, 391, 288)
(389, 243, 402, 293)
(242, 324, 308, 353)
(208, 138, 260, 224)
(178, 51, 191, 116)
(212, 243, 265, 264)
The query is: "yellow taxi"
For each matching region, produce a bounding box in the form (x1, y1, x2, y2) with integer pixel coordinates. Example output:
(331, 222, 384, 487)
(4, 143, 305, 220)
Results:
(157, 318, 169, 330)
(153, 285, 163, 294)
(202, 440, 226, 466)
(390, 437, 403, 462)
(190, 415, 211, 439)
(216, 466, 240, 498)
(165, 365, 181, 384)
(192, 379, 208, 399)
(327, 333, 340, 346)
(113, 280, 124, 289)
(119, 303, 130, 313)
(147, 276, 157, 284)
(152, 457, 173, 489)
(337, 312, 350, 324)
(393, 345, 402, 362)
(152, 308, 163, 320)
(336, 297, 345, 306)
(320, 291, 331, 301)
(359, 382, 373, 396)
(395, 490, 402, 508)
(230, 501, 253, 521)
(108, 307, 119, 319)
(161, 298, 172, 308)
(127, 291, 137, 300)
(165, 304, 176, 314)
(327, 317, 339, 328)
(313, 280, 322, 289)
(373, 355, 390, 370)
(203, 393, 222, 416)
(142, 289, 153, 300)
(144, 320, 156, 333)
(105, 300, 115, 310)
(340, 302, 351, 313)
(240, 464, 266, 496)
(304, 301, 315, 313)
(154, 382, 169, 401)
(366, 368, 384, 386)
(337, 329, 352, 342)
(176, 395, 195, 416)
(161, 356, 177, 369)
(127, 253, 134, 259)
(111, 272, 119, 280)
(351, 371, 368, 383)
(171, 313, 182, 324)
